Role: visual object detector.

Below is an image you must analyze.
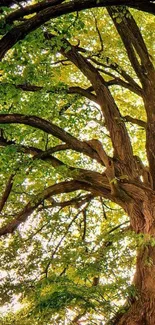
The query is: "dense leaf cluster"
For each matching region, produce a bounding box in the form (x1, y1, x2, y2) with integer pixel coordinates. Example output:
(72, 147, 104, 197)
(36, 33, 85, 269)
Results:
(0, 1, 155, 324)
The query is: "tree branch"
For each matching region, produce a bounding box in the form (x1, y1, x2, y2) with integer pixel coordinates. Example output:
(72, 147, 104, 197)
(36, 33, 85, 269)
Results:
(0, 176, 117, 237)
(5, 0, 65, 23)
(1, 0, 155, 60)
(123, 115, 146, 128)
(10, 83, 97, 103)
(0, 113, 103, 164)
(46, 33, 135, 177)
(43, 202, 90, 277)
(0, 174, 15, 213)
(106, 78, 142, 96)
(0, 180, 90, 236)
(107, 6, 154, 86)
(0, 136, 70, 166)
(47, 193, 94, 209)
(107, 7, 155, 189)
(93, 13, 104, 53)
(0, 0, 28, 7)
(89, 56, 143, 96)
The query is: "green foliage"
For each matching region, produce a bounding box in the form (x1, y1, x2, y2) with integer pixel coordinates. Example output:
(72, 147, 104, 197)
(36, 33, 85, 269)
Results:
(0, 2, 154, 324)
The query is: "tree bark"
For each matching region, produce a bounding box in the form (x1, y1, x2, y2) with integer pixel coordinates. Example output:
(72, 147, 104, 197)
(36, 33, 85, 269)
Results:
(0, 1, 155, 60)
(1, 3, 155, 324)
(110, 190, 155, 325)
(115, 245, 155, 325)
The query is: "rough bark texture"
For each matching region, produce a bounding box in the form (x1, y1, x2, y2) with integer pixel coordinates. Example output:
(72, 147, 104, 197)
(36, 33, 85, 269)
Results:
(1, 2, 155, 324)
(0, 1, 155, 60)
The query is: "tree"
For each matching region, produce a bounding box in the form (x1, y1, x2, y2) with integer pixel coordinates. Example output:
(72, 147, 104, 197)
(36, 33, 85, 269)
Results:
(0, 1, 155, 324)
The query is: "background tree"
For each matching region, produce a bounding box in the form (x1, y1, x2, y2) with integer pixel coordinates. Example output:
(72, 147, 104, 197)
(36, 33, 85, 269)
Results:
(0, 1, 155, 324)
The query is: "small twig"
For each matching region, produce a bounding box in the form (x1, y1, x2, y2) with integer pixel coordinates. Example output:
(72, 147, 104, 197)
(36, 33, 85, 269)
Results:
(43, 203, 90, 277)
(59, 95, 78, 115)
(25, 220, 51, 242)
(100, 197, 107, 219)
(0, 174, 15, 213)
(93, 13, 104, 53)
(50, 58, 69, 66)
(67, 10, 79, 31)
(101, 200, 120, 211)
(108, 220, 129, 234)
(45, 134, 49, 151)
(123, 115, 146, 129)
(82, 209, 87, 240)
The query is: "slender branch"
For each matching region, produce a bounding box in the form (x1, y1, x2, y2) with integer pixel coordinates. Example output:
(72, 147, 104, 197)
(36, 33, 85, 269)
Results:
(89, 57, 143, 96)
(93, 13, 104, 53)
(43, 202, 90, 277)
(33, 144, 70, 159)
(0, 113, 103, 164)
(82, 209, 87, 240)
(1, 0, 155, 60)
(123, 115, 146, 128)
(100, 197, 107, 219)
(48, 34, 134, 175)
(0, 174, 15, 213)
(108, 221, 129, 234)
(0, 180, 93, 236)
(26, 194, 93, 240)
(0, 166, 131, 236)
(0, 136, 67, 167)
(11, 83, 98, 103)
(47, 193, 94, 209)
(106, 78, 142, 96)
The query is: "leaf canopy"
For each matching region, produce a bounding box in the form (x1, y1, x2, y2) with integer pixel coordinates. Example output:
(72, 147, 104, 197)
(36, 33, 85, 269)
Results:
(0, 1, 154, 324)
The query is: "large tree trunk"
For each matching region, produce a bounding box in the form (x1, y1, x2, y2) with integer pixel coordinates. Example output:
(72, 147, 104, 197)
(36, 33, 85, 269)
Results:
(116, 245, 155, 325)
(1, 3, 155, 324)
(114, 193, 155, 325)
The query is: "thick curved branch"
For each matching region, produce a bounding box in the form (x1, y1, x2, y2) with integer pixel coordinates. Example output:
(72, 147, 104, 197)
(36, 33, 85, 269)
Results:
(0, 161, 133, 236)
(0, 179, 113, 236)
(46, 34, 135, 176)
(5, 0, 65, 23)
(89, 57, 143, 96)
(13, 83, 98, 103)
(1, 0, 155, 60)
(0, 135, 70, 165)
(0, 133, 129, 201)
(0, 113, 103, 164)
(1, 0, 155, 11)
(1, 131, 130, 205)
(0, 135, 110, 190)
(107, 6, 155, 86)
(0, 180, 87, 236)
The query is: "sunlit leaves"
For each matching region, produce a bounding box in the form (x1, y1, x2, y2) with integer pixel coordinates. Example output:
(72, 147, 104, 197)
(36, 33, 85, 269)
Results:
(0, 2, 154, 324)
